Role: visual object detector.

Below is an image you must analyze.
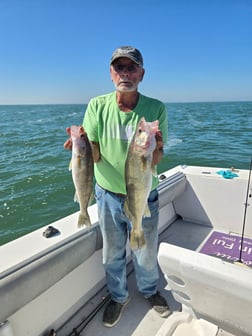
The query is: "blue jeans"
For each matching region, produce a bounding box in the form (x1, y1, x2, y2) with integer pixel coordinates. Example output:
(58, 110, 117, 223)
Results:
(95, 183, 159, 304)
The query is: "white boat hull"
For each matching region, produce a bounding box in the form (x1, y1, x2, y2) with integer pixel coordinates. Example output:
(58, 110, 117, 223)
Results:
(0, 165, 251, 336)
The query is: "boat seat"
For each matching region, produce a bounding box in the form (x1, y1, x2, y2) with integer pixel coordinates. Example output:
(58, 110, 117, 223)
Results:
(0, 225, 102, 322)
(158, 242, 252, 336)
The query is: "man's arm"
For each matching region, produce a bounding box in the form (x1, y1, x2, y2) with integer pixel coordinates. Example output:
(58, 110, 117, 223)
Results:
(90, 141, 100, 162)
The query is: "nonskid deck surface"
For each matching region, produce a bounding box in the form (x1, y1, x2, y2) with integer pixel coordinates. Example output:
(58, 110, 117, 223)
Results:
(57, 219, 241, 336)
(57, 219, 209, 336)
(56, 260, 180, 336)
(160, 218, 213, 251)
(56, 220, 186, 336)
(80, 267, 179, 336)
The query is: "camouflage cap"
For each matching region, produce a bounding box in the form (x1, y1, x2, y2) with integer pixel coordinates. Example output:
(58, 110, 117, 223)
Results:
(110, 46, 143, 66)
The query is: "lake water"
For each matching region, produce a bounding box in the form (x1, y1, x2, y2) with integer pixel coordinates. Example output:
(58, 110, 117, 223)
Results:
(0, 101, 251, 245)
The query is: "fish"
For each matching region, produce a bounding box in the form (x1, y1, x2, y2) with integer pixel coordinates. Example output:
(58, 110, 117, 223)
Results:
(66, 125, 94, 228)
(124, 117, 159, 249)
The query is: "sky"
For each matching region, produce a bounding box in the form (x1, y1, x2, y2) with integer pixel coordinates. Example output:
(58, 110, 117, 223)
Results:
(0, 0, 251, 104)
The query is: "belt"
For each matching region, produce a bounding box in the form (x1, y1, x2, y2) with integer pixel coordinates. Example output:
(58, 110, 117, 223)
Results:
(114, 192, 127, 198)
(97, 184, 126, 198)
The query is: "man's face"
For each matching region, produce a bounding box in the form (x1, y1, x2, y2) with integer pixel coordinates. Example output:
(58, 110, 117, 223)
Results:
(110, 57, 145, 93)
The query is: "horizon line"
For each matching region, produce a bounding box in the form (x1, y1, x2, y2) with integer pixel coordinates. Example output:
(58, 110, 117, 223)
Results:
(1, 99, 252, 106)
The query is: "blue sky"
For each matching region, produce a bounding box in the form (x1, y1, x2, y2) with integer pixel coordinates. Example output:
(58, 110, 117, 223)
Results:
(0, 0, 251, 104)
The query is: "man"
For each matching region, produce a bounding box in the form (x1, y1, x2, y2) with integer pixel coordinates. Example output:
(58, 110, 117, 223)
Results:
(66, 46, 169, 327)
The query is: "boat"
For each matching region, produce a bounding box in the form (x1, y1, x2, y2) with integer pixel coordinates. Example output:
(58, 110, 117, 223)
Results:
(0, 164, 252, 336)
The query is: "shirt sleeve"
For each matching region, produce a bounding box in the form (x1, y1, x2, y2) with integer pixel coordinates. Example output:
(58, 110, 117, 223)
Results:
(83, 98, 99, 142)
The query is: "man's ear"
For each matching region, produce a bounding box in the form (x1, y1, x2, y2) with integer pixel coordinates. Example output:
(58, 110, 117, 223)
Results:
(140, 68, 145, 82)
(110, 66, 113, 81)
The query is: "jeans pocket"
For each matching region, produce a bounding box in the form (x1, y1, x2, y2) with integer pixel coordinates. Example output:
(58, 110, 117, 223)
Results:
(95, 183, 104, 202)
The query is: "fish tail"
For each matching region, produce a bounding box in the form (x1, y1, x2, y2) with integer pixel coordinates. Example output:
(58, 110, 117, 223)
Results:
(130, 230, 146, 250)
(78, 213, 91, 228)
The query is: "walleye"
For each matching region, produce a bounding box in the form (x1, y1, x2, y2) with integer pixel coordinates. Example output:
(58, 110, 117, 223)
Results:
(66, 125, 94, 227)
(125, 117, 159, 249)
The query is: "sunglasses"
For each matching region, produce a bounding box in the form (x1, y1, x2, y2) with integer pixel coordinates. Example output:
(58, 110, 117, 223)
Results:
(112, 63, 140, 73)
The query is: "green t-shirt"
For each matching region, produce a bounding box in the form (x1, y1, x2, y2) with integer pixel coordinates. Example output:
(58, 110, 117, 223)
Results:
(83, 91, 168, 194)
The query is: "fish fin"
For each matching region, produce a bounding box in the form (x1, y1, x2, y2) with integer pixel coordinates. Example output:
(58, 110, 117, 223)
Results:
(151, 163, 157, 176)
(143, 204, 151, 218)
(69, 159, 72, 171)
(74, 192, 79, 203)
(78, 213, 91, 228)
(130, 230, 146, 250)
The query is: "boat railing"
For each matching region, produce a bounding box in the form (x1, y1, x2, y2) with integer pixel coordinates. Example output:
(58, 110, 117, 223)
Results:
(158, 171, 187, 209)
(0, 224, 102, 323)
